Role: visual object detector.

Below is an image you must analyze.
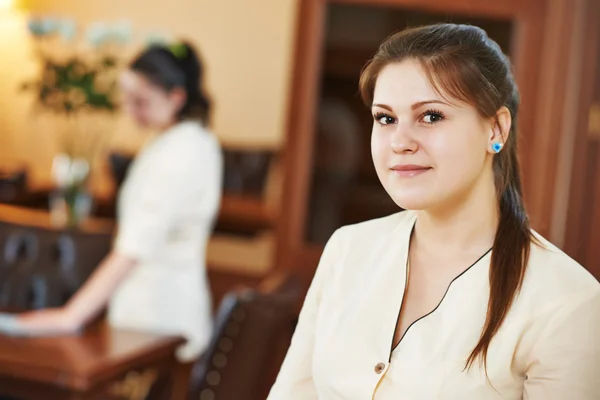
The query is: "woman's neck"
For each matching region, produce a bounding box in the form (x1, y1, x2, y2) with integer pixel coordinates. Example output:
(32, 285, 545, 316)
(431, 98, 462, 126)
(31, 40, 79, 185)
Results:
(155, 117, 182, 132)
(158, 122, 176, 132)
(413, 178, 498, 256)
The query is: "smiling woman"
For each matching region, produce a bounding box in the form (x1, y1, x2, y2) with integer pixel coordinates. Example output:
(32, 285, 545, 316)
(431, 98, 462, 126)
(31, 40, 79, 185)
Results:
(367, 58, 506, 213)
(268, 23, 600, 400)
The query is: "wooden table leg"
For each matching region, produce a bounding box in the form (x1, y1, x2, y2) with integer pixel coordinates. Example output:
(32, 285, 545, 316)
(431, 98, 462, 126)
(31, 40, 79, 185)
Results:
(145, 355, 181, 400)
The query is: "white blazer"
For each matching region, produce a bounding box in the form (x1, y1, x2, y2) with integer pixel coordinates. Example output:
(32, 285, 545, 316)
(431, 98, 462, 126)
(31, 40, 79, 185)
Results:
(108, 121, 222, 362)
(268, 210, 600, 399)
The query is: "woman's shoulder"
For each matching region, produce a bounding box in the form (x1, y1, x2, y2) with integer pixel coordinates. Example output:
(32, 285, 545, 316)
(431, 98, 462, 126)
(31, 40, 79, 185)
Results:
(522, 231, 599, 305)
(163, 121, 219, 148)
(151, 121, 221, 162)
(516, 233, 600, 367)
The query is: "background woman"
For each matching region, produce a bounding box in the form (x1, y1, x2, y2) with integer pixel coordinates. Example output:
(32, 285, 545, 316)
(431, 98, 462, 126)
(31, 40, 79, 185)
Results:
(16, 40, 223, 397)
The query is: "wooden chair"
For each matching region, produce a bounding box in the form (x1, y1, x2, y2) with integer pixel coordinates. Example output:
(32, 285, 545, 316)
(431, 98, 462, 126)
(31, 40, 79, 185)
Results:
(0, 169, 27, 204)
(188, 273, 300, 400)
(0, 205, 113, 310)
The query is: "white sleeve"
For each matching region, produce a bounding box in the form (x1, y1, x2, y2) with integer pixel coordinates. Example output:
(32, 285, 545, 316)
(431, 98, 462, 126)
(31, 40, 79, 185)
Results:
(523, 288, 600, 399)
(267, 229, 342, 399)
(114, 136, 218, 262)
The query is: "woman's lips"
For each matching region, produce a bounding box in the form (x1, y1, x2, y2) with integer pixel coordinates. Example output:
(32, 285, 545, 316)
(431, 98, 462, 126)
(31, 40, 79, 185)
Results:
(390, 164, 432, 177)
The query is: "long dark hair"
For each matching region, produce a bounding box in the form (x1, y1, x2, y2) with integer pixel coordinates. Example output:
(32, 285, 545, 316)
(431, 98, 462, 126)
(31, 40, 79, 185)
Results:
(130, 41, 211, 125)
(359, 23, 534, 370)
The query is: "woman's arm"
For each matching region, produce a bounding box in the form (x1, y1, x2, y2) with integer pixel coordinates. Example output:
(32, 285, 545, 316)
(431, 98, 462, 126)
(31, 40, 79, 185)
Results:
(267, 229, 342, 399)
(523, 289, 600, 399)
(16, 251, 137, 334)
(64, 251, 137, 326)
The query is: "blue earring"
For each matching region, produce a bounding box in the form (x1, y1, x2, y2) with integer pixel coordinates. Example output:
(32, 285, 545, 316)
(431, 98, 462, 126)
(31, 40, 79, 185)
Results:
(492, 143, 503, 153)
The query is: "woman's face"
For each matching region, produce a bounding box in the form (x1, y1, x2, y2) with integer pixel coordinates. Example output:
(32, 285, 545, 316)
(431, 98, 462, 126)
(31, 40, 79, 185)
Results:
(370, 59, 501, 212)
(119, 70, 185, 130)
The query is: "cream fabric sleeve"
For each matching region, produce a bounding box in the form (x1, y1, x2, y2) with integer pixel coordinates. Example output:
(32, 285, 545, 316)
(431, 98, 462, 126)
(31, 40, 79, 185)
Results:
(267, 229, 342, 399)
(114, 137, 208, 263)
(523, 288, 600, 400)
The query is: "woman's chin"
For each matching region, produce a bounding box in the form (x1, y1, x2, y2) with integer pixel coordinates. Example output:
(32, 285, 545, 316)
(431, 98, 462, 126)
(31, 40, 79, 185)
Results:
(388, 190, 436, 211)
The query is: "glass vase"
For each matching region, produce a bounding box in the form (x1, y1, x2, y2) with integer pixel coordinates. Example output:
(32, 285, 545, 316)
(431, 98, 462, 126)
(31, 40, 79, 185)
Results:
(49, 154, 92, 228)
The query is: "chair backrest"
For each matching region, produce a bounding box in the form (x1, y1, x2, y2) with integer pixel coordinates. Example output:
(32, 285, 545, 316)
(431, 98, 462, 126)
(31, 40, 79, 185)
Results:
(0, 216, 112, 310)
(188, 273, 300, 400)
(108, 152, 135, 192)
(0, 169, 27, 203)
(222, 149, 274, 197)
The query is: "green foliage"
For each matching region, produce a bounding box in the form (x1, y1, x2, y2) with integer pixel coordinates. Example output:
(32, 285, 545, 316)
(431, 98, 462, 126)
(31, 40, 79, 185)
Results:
(22, 55, 120, 114)
(22, 17, 130, 115)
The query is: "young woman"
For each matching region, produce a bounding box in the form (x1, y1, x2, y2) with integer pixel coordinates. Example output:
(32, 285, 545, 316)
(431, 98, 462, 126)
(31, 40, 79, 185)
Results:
(16, 42, 222, 374)
(268, 24, 599, 399)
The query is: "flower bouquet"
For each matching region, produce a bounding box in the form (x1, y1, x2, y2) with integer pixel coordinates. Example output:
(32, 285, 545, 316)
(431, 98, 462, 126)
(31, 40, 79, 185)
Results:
(22, 17, 131, 227)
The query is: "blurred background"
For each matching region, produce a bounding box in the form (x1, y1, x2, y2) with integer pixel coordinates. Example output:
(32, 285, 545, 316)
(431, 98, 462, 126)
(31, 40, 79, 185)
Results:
(0, 0, 598, 399)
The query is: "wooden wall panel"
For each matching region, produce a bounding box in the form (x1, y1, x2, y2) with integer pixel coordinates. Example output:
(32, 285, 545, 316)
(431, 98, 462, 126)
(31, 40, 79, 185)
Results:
(563, 0, 600, 278)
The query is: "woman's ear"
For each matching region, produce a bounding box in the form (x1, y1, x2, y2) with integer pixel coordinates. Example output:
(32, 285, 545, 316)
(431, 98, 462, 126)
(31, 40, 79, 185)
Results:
(487, 106, 512, 154)
(169, 87, 187, 114)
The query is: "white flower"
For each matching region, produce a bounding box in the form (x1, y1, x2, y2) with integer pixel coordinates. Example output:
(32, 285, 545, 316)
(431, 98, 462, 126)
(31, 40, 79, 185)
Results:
(52, 153, 73, 188)
(58, 18, 77, 41)
(111, 19, 132, 43)
(86, 20, 132, 47)
(40, 17, 59, 34)
(27, 18, 43, 35)
(52, 154, 90, 188)
(71, 158, 90, 184)
(86, 21, 108, 47)
(28, 16, 59, 36)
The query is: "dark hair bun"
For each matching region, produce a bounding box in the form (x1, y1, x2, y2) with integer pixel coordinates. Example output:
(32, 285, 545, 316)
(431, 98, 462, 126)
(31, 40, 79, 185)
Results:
(130, 40, 211, 125)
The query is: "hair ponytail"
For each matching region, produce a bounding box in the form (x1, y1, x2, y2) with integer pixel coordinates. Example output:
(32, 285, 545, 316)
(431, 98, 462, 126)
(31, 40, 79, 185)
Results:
(466, 101, 533, 369)
(176, 42, 211, 125)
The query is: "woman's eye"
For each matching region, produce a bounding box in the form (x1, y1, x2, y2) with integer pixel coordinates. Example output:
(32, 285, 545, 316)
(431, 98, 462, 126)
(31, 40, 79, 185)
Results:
(421, 110, 445, 124)
(374, 113, 396, 125)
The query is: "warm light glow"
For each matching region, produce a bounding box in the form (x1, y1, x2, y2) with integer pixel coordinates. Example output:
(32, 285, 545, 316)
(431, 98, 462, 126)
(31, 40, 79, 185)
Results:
(0, 0, 12, 9)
